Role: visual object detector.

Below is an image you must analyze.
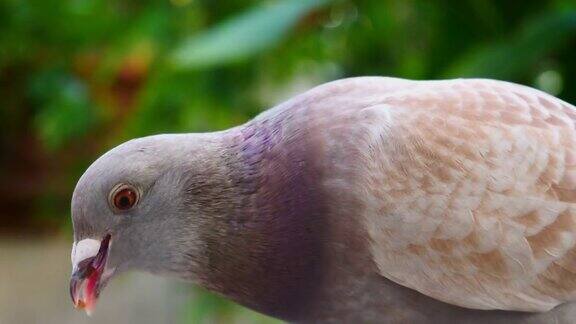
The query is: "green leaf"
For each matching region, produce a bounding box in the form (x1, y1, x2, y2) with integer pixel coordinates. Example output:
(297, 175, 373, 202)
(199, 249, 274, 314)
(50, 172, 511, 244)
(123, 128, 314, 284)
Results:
(444, 11, 576, 79)
(30, 70, 96, 150)
(170, 0, 330, 70)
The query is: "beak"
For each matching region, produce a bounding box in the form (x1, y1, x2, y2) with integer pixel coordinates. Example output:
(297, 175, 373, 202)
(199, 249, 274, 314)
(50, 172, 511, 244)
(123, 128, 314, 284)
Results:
(70, 234, 112, 315)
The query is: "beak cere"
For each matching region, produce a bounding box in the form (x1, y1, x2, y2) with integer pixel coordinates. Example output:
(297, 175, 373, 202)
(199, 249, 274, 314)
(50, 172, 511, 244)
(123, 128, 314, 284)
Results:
(70, 234, 112, 314)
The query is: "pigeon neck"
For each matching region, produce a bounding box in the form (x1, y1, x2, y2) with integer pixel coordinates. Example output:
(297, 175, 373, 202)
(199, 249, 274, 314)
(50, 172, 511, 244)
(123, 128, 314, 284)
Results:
(196, 122, 329, 321)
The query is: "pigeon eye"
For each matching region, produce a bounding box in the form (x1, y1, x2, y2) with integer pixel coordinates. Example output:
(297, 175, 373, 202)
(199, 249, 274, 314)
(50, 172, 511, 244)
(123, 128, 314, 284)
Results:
(110, 184, 138, 212)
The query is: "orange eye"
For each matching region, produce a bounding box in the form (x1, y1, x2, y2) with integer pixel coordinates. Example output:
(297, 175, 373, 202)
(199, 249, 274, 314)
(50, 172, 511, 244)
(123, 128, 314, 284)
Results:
(110, 185, 138, 211)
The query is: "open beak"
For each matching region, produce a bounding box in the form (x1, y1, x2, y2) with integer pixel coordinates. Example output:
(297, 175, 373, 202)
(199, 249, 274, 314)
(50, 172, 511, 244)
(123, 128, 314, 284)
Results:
(70, 234, 112, 315)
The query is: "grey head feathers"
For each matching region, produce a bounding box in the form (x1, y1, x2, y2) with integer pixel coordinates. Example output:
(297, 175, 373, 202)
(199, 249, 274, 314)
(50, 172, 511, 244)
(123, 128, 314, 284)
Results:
(72, 134, 219, 276)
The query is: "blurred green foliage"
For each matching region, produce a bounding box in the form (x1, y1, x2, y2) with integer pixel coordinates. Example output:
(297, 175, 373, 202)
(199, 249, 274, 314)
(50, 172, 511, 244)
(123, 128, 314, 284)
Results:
(171, 0, 329, 69)
(183, 287, 281, 324)
(1, 0, 575, 323)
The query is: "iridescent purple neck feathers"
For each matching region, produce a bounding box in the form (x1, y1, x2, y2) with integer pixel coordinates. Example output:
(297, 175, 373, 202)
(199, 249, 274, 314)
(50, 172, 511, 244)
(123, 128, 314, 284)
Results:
(190, 116, 329, 321)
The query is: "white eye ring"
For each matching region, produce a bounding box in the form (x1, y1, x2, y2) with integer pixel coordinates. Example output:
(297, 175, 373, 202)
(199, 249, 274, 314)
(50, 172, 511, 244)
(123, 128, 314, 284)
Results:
(108, 183, 140, 212)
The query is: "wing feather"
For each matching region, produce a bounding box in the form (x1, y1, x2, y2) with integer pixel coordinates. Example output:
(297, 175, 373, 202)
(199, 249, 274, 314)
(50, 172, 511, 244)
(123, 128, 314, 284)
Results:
(361, 79, 576, 311)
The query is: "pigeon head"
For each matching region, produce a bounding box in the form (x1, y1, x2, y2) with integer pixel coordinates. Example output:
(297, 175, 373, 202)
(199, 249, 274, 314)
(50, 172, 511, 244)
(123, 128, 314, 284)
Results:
(69, 120, 328, 320)
(69, 133, 227, 313)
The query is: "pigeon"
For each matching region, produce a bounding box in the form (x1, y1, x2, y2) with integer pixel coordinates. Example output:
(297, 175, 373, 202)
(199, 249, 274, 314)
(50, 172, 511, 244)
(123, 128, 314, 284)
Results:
(70, 77, 576, 323)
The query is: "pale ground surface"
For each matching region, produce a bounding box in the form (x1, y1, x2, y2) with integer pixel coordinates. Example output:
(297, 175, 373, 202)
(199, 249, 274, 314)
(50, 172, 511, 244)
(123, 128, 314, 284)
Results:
(0, 237, 191, 324)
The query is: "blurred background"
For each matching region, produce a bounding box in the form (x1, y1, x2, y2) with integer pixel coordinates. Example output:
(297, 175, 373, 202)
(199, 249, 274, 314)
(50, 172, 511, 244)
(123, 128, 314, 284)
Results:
(1, 0, 576, 323)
